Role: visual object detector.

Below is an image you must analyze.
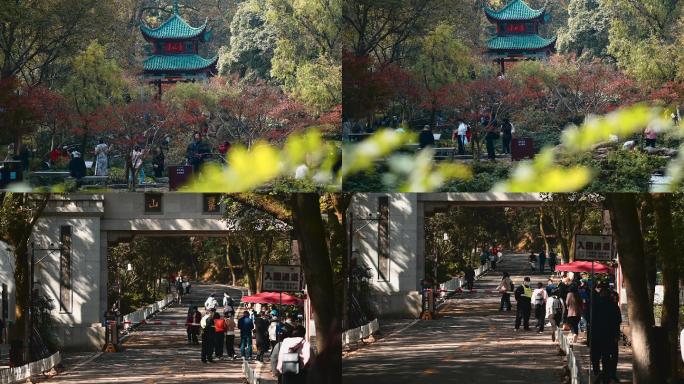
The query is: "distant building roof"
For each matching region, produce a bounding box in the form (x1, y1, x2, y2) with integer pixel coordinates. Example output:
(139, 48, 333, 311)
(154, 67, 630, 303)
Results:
(486, 34, 556, 51)
(140, 12, 208, 41)
(143, 54, 218, 72)
(484, 0, 546, 22)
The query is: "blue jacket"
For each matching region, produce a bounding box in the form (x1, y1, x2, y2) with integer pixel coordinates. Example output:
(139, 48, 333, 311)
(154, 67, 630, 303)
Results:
(238, 316, 254, 335)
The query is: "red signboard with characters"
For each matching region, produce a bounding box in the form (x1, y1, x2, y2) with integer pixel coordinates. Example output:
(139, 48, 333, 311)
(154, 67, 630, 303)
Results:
(505, 24, 525, 33)
(165, 42, 184, 53)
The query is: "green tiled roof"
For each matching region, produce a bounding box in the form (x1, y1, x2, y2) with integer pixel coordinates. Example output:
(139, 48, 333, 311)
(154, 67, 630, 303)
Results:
(141, 13, 207, 40)
(143, 54, 218, 72)
(487, 34, 556, 50)
(485, 0, 545, 21)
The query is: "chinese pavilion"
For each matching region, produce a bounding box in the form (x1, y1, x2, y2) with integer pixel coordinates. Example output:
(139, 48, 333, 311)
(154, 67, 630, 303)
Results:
(484, 0, 556, 73)
(140, 0, 218, 96)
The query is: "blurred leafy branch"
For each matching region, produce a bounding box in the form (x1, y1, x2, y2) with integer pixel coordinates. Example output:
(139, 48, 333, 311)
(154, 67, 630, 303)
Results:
(175, 105, 682, 193)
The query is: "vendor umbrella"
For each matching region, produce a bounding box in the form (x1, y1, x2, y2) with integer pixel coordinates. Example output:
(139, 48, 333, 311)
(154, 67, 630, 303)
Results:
(240, 291, 304, 306)
(554, 260, 614, 274)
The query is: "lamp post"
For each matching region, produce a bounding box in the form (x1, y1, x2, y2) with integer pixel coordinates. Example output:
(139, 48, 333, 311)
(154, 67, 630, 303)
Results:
(29, 241, 60, 363)
(346, 211, 379, 331)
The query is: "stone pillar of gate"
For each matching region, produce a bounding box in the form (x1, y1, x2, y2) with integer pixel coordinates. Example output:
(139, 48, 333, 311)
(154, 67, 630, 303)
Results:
(351, 193, 424, 318)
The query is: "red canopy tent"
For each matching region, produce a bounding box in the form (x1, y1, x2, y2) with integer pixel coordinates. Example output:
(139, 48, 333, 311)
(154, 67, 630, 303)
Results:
(240, 291, 304, 306)
(554, 260, 614, 274)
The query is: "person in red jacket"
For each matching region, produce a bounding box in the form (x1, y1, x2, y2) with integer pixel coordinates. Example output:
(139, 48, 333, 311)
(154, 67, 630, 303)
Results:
(214, 312, 228, 359)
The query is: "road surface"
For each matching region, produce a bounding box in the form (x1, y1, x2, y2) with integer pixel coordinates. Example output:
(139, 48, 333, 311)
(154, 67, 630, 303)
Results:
(44, 282, 248, 383)
(343, 253, 565, 384)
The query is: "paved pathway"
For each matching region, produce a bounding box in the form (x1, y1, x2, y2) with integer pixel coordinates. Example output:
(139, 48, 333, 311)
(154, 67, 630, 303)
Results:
(43, 282, 250, 384)
(343, 253, 566, 384)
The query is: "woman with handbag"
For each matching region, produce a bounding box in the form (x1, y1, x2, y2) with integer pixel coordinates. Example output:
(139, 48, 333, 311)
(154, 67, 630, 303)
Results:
(277, 325, 311, 384)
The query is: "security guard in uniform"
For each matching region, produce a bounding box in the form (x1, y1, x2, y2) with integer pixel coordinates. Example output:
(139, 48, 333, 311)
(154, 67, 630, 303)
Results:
(514, 276, 532, 331)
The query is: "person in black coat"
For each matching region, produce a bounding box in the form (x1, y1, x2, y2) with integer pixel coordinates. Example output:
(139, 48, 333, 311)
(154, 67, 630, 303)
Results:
(68, 151, 87, 185)
(152, 146, 165, 178)
(418, 125, 435, 149)
(514, 276, 532, 331)
(186, 132, 210, 173)
(254, 311, 270, 362)
(501, 118, 513, 154)
(590, 284, 622, 383)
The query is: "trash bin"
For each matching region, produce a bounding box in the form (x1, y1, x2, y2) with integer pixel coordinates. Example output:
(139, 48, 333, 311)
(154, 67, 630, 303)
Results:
(511, 138, 535, 161)
(167, 166, 193, 191)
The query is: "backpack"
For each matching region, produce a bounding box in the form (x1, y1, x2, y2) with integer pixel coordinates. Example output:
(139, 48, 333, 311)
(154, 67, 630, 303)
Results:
(281, 339, 305, 374)
(552, 297, 563, 315)
(535, 291, 544, 303)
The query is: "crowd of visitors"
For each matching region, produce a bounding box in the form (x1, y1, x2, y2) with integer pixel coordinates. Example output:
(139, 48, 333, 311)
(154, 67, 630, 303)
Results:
(186, 292, 313, 383)
(510, 271, 622, 384)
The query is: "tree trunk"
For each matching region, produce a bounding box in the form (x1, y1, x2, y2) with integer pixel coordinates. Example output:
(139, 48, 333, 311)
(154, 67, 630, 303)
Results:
(225, 238, 237, 286)
(606, 194, 664, 383)
(652, 194, 680, 383)
(639, 198, 657, 305)
(290, 194, 341, 384)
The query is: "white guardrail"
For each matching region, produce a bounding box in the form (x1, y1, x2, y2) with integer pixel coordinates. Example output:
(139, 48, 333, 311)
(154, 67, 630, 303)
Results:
(122, 294, 175, 330)
(342, 318, 380, 348)
(243, 359, 258, 384)
(556, 328, 584, 384)
(0, 351, 61, 384)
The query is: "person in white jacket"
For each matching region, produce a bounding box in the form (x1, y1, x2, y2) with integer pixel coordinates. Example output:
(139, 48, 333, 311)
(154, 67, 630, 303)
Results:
(204, 294, 218, 311)
(532, 282, 548, 333)
(546, 293, 564, 341)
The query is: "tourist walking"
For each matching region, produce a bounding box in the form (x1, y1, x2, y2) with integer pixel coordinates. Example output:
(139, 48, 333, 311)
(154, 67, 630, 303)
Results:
(200, 309, 216, 363)
(545, 292, 564, 341)
(130, 146, 145, 185)
(276, 325, 312, 384)
(485, 128, 497, 161)
(566, 286, 582, 343)
(214, 312, 227, 359)
(514, 277, 532, 331)
(269, 317, 281, 348)
(175, 279, 184, 304)
(464, 265, 475, 291)
(532, 282, 548, 333)
(152, 146, 165, 178)
(497, 272, 513, 311)
(186, 132, 210, 173)
(538, 251, 546, 273)
(489, 250, 498, 270)
(548, 250, 557, 273)
(418, 125, 435, 149)
(455, 120, 468, 155)
(186, 306, 201, 345)
(644, 124, 657, 148)
(225, 312, 237, 359)
(204, 293, 218, 311)
(68, 151, 86, 185)
(528, 252, 537, 272)
(94, 139, 108, 176)
(590, 283, 622, 384)
(255, 311, 270, 362)
(501, 118, 513, 154)
(238, 310, 254, 359)
(223, 292, 234, 313)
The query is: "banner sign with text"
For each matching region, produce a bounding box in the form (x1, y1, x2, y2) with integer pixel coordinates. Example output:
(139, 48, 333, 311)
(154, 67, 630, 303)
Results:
(574, 234, 613, 261)
(262, 265, 302, 292)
